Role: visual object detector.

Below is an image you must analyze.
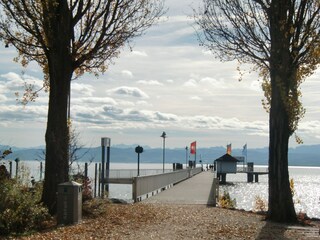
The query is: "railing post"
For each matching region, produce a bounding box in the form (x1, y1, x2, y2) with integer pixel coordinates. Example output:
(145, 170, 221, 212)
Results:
(213, 178, 219, 206)
(132, 177, 137, 202)
(94, 163, 97, 198)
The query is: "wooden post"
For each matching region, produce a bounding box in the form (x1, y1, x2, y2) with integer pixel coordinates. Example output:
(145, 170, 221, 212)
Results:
(247, 173, 253, 183)
(255, 173, 259, 182)
(132, 177, 137, 202)
(94, 163, 97, 198)
(84, 162, 88, 178)
(98, 163, 101, 198)
(212, 178, 219, 206)
(221, 173, 226, 183)
(40, 162, 43, 181)
(9, 161, 12, 178)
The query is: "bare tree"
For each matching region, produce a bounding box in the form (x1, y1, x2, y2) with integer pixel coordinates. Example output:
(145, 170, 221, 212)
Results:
(195, 0, 320, 223)
(0, 0, 164, 214)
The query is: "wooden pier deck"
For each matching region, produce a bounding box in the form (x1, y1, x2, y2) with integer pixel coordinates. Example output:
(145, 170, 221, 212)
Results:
(142, 171, 218, 206)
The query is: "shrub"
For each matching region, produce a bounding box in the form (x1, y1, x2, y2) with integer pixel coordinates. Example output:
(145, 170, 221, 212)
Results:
(253, 195, 268, 213)
(290, 178, 301, 204)
(72, 174, 93, 202)
(82, 198, 109, 218)
(218, 191, 236, 209)
(0, 179, 50, 235)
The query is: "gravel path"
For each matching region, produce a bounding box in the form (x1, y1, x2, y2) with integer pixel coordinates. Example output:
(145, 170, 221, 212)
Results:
(7, 202, 320, 240)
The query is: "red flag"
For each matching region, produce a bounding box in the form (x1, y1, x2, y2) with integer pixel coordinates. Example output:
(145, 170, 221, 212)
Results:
(190, 141, 196, 154)
(226, 143, 232, 155)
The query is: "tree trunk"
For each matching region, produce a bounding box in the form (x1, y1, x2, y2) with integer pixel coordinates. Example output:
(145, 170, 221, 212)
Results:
(268, 75, 297, 222)
(41, 1, 73, 214)
(42, 65, 72, 214)
(267, 0, 297, 223)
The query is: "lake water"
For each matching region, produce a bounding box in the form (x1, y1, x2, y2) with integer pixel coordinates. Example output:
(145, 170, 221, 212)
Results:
(6, 161, 320, 219)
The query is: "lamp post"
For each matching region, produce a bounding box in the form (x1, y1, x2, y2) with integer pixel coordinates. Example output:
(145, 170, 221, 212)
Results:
(185, 146, 188, 168)
(160, 131, 166, 173)
(135, 146, 144, 176)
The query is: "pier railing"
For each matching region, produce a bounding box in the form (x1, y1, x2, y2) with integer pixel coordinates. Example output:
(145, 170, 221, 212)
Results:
(132, 167, 202, 202)
(236, 166, 269, 173)
(108, 169, 173, 178)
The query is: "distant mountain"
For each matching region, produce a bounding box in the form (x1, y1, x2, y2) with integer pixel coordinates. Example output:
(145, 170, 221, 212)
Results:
(1, 144, 319, 166)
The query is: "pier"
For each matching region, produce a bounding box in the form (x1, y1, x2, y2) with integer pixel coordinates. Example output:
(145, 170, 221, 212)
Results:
(101, 167, 219, 206)
(236, 165, 269, 183)
(214, 155, 268, 183)
(143, 170, 219, 206)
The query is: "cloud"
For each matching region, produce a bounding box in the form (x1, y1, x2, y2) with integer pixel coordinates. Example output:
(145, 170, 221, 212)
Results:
(107, 86, 149, 99)
(1, 72, 23, 84)
(130, 50, 148, 57)
(183, 79, 198, 87)
(121, 70, 133, 78)
(0, 94, 7, 102)
(72, 97, 117, 105)
(154, 112, 179, 121)
(0, 105, 47, 122)
(298, 120, 320, 133)
(202, 50, 213, 56)
(136, 100, 153, 107)
(1, 72, 43, 91)
(72, 83, 95, 97)
(250, 80, 262, 92)
(71, 103, 268, 138)
(190, 96, 202, 101)
(137, 80, 163, 86)
(102, 106, 153, 122)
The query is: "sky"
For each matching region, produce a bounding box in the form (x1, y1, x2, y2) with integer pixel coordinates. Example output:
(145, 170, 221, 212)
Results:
(0, 0, 319, 149)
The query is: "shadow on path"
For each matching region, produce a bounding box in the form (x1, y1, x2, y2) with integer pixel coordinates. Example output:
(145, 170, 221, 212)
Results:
(256, 220, 320, 239)
(256, 221, 289, 240)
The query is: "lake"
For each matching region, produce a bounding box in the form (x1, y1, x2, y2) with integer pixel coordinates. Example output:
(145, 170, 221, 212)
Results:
(7, 161, 320, 219)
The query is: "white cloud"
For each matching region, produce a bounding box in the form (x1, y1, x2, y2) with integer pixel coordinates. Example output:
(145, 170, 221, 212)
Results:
(183, 79, 198, 87)
(121, 70, 133, 78)
(130, 50, 148, 57)
(0, 105, 47, 122)
(72, 83, 95, 97)
(137, 80, 163, 86)
(250, 80, 262, 92)
(200, 77, 227, 88)
(0, 72, 44, 95)
(0, 94, 8, 101)
(190, 96, 202, 101)
(72, 97, 117, 105)
(107, 86, 149, 99)
(1, 72, 22, 83)
(202, 50, 213, 56)
(136, 100, 153, 107)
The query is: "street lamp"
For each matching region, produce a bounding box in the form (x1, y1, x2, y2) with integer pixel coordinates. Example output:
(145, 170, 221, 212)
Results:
(160, 131, 166, 173)
(135, 146, 144, 176)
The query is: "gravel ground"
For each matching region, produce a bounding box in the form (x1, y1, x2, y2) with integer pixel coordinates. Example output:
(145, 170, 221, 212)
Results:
(4, 202, 320, 240)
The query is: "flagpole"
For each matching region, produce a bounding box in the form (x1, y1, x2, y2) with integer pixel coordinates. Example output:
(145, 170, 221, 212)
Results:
(246, 143, 248, 167)
(195, 143, 197, 167)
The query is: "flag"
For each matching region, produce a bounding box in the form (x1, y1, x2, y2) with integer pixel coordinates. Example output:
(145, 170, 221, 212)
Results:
(242, 143, 247, 156)
(190, 141, 196, 154)
(226, 143, 232, 155)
